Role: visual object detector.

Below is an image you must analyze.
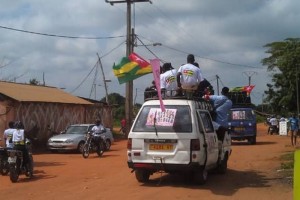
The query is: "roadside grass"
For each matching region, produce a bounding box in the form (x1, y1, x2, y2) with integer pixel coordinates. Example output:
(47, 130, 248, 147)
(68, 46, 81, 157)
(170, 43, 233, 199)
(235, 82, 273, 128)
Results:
(279, 151, 294, 186)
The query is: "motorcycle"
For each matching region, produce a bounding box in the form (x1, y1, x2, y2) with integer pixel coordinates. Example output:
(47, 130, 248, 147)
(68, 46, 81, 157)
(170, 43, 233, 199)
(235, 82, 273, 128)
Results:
(0, 147, 10, 176)
(82, 131, 106, 158)
(7, 139, 34, 182)
(268, 125, 278, 135)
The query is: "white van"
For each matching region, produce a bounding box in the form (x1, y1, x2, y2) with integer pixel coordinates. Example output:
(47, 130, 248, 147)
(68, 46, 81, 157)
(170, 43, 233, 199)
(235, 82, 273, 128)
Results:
(127, 97, 231, 184)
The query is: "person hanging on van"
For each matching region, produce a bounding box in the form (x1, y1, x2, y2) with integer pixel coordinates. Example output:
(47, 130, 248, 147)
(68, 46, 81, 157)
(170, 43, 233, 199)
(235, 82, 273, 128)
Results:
(205, 87, 233, 140)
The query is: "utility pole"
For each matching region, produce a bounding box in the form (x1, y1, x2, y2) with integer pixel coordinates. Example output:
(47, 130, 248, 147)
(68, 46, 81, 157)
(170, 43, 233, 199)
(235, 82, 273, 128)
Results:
(242, 71, 257, 86)
(97, 53, 111, 105)
(105, 0, 152, 137)
(216, 75, 220, 95)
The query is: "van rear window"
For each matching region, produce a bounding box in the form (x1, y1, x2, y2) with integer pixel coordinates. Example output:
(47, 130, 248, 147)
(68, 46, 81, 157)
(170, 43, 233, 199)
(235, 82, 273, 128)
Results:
(229, 110, 254, 120)
(132, 105, 192, 133)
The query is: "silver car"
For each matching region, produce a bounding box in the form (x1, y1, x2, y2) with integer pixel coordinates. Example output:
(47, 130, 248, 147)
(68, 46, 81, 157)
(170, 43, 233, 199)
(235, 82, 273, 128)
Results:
(47, 124, 114, 153)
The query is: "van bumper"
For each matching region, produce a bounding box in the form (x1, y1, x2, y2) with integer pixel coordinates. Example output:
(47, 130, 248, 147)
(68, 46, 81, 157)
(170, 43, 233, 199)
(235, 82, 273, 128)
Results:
(128, 161, 203, 172)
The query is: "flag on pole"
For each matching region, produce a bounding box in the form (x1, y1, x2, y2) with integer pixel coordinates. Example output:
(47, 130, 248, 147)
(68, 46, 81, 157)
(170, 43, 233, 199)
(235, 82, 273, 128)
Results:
(230, 85, 255, 95)
(150, 58, 165, 112)
(113, 52, 152, 84)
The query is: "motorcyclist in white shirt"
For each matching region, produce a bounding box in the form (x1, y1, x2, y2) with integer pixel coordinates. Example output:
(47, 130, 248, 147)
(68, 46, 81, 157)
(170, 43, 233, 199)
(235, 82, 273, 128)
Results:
(91, 119, 106, 134)
(12, 121, 31, 173)
(3, 121, 16, 149)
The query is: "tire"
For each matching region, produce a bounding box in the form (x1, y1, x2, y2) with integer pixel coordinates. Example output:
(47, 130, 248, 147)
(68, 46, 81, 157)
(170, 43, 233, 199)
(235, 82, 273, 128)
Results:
(78, 142, 85, 153)
(193, 169, 208, 185)
(248, 136, 256, 145)
(217, 153, 228, 174)
(25, 155, 34, 178)
(105, 139, 111, 151)
(0, 159, 10, 175)
(82, 144, 90, 159)
(135, 169, 150, 183)
(9, 164, 19, 183)
(96, 141, 105, 157)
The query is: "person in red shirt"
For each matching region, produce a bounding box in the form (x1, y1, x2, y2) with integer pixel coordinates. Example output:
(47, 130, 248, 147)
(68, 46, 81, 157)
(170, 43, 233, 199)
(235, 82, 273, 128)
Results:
(120, 118, 126, 135)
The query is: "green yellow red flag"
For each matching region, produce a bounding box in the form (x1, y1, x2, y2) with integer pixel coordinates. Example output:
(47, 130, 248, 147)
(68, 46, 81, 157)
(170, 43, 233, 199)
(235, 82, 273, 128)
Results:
(113, 52, 152, 84)
(230, 85, 255, 95)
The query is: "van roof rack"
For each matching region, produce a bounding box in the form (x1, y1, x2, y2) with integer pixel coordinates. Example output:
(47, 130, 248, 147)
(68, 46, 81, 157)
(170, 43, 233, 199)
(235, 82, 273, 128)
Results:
(144, 90, 214, 111)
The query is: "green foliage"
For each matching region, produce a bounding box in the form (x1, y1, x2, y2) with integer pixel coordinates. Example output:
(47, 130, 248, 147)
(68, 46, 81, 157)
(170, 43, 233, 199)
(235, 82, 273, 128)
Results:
(262, 38, 300, 114)
(29, 78, 40, 85)
(280, 152, 294, 171)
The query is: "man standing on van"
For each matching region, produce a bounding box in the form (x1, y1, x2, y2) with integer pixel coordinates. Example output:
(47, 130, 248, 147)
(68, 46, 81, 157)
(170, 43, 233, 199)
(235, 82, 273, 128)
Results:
(206, 87, 233, 139)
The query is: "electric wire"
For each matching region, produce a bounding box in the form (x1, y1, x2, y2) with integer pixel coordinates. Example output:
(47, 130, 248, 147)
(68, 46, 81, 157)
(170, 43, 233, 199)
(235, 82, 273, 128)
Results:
(0, 25, 125, 40)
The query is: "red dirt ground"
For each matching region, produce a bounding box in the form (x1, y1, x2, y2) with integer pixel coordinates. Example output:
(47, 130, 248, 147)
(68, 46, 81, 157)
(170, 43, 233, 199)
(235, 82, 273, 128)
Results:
(0, 123, 294, 200)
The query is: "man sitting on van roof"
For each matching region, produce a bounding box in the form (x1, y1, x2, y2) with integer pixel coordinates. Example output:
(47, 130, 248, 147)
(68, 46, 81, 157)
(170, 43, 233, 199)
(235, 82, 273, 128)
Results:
(176, 54, 204, 92)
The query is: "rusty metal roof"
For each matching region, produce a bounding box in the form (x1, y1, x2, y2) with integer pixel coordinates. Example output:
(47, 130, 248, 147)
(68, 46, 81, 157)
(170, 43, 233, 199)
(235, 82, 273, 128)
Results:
(0, 81, 92, 105)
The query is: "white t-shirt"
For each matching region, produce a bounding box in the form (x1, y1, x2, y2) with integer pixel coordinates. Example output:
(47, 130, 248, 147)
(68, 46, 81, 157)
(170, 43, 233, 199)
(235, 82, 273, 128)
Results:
(160, 69, 177, 95)
(270, 118, 278, 126)
(177, 63, 203, 90)
(91, 124, 105, 134)
(4, 128, 15, 148)
(12, 129, 25, 143)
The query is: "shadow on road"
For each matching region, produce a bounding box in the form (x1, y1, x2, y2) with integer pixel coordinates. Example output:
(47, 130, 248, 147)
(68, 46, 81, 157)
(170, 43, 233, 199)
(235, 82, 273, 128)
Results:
(232, 141, 276, 145)
(142, 168, 271, 197)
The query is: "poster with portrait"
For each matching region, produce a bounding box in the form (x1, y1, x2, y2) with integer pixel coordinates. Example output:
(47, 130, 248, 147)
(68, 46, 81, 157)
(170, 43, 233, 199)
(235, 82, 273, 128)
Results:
(146, 108, 177, 126)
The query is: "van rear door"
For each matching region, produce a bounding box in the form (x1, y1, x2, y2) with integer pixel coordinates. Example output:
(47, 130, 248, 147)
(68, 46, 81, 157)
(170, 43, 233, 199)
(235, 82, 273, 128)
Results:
(129, 105, 194, 165)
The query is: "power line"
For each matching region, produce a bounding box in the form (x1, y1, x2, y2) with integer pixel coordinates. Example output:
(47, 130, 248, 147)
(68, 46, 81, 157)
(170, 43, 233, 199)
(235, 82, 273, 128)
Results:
(0, 25, 125, 40)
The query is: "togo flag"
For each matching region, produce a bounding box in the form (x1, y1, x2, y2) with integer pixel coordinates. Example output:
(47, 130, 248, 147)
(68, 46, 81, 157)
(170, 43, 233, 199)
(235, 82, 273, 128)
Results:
(113, 52, 152, 84)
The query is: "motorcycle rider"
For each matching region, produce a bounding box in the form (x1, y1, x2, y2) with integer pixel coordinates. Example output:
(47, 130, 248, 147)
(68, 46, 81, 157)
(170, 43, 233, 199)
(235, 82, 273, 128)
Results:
(11, 121, 31, 174)
(269, 115, 279, 134)
(92, 119, 105, 134)
(3, 121, 16, 149)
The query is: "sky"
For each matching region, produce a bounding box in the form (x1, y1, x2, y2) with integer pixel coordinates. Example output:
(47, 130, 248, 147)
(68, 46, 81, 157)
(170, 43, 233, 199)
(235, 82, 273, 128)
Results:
(1, 0, 300, 105)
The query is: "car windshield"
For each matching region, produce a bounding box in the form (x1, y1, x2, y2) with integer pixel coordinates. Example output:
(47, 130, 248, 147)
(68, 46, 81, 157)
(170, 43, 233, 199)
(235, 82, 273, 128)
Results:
(132, 105, 192, 133)
(65, 126, 88, 135)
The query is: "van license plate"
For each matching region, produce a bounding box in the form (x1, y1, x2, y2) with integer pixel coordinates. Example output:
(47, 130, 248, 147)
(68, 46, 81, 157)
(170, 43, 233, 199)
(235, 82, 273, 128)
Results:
(234, 127, 245, 131)
(8, 156, 17, 163)
(149, 144, 173, 151)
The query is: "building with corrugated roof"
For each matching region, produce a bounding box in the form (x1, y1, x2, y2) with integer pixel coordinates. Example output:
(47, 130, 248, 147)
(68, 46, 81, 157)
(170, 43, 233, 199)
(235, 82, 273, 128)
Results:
(0, 81, 112, 149)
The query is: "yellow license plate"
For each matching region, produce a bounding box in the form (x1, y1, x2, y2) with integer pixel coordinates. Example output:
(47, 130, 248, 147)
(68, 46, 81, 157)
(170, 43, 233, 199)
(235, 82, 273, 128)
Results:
(149, 144, 173, 151)
(234, 127, 245, 131)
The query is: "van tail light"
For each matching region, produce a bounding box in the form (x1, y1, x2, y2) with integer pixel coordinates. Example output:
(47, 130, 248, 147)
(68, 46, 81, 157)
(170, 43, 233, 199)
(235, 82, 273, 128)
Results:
(191, 139, 200, 151)
(127, 138, 132, 150)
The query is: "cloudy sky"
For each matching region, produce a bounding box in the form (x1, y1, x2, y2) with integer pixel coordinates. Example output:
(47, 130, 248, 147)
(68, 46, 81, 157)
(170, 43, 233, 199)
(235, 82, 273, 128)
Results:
(1, 0, 300, 105)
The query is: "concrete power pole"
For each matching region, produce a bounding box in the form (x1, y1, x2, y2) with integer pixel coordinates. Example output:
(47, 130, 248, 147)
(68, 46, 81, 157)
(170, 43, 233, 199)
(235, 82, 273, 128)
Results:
(242, 71, 257, 86)
(105, 0, 152, 137)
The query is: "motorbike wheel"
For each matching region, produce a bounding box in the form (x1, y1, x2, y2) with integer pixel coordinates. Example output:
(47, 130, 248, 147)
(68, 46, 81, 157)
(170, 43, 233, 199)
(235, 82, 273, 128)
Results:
(82, 144, 90, 159)
(96, 141, 105, 157)
(25, 155, 34, 178)
(0, 159, 10, 175)
(9, 164, 19, 183)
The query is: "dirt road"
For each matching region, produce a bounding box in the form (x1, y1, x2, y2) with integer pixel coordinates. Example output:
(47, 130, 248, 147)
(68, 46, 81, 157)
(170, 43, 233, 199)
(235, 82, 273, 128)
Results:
(0, 124, 294, 200)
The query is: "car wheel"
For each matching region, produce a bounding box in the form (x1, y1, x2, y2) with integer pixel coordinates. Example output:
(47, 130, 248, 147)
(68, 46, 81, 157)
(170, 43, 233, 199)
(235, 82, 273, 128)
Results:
(105, 139, 111, 151)
(193, 168, 208, 185)
(78, 142, 85, 153)
(248, 136, 256, 145)
(135, 169, 150, 183)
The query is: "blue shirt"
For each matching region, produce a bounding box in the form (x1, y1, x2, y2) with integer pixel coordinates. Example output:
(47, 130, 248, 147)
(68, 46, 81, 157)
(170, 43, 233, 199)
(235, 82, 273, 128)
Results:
(209, 95, 233, 128)
(288, 117, 299, 131)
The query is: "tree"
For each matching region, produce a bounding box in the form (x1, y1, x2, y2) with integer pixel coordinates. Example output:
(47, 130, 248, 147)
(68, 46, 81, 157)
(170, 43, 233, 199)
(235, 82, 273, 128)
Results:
(262, 38, 300, 114)
(29, 78, 40, 85)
